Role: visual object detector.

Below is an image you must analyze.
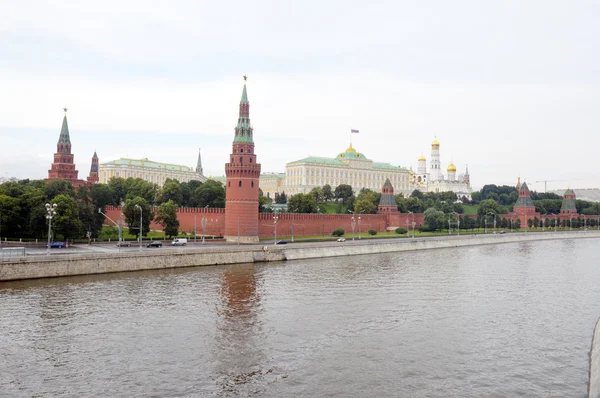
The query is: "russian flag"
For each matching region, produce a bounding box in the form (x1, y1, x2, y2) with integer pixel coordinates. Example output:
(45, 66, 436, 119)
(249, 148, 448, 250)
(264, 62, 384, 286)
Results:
(351, 129, 359, 134)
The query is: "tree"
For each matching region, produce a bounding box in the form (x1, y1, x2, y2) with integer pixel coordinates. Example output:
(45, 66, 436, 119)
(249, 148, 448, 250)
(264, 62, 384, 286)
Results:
(157, 179, 183, 206)
(287, 193, 318, 213)
(310, 187, 323, 203)
(322, 184, 333, 202)
(354, 199, 377, 214)
(155, 200, 180, 238)
(527, 218, 533, 228)
(334, 184, 353, 204)
(410, 189, 424, 199)
(192, 180, 225, 208)
(122, 197, 154, 238)
(405, 197, 425, 213)
(423, 207, 445, 231)
(45, 179, 76, 200)
(477, 199, 501, 218)
(0, 195, 21, 238)
(51, 194, 83, 241)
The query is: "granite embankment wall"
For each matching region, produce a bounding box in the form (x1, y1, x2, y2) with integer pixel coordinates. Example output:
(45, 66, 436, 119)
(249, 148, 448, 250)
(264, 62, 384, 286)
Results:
(589, 317, 600, 398)
(1, 231, 599, 282)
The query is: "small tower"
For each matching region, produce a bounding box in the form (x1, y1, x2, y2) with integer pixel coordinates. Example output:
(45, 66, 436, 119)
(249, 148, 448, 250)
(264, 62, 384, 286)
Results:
(196, 148, 204, 175)
(417, 155, 427, 175)
(224, 76, 262, 243)
(463, 165, 470, 185)
(560, 188, 577, 216)
(377, 178, 399, 213)
(447, 161, 456, 182)
(429, 136, 441, 181)
(47, 108, 81, 183)
(87, 151, 99, 184)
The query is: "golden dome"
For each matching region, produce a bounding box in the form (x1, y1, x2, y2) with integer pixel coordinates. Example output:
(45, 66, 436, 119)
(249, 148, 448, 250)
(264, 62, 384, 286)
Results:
(345, 143, 357, 153)
(432, 136, 440, 147)
(447, 162, 456, 172)
(418, 155, 426, 161)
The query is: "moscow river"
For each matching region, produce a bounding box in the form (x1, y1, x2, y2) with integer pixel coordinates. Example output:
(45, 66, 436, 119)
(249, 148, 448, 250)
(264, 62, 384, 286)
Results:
(1, 238, 600, 397)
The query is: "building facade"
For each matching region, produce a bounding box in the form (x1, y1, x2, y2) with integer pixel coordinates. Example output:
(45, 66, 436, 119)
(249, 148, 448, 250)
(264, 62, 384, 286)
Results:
(410, 137, 472, 199)
(224, 78, 261, 243)
(99, 149, 207, 187)
(261, 143, 411, 198)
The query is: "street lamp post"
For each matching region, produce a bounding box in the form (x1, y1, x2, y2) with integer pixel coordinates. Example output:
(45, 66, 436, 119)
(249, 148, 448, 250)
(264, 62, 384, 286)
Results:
(487, 212, 496, 233)
(45, 203, 57, 255)
(194, 214, 197, 243)
(448, 217, 451, 235)
(510, 218, 513, 232)
(570, 218, 573, 231)
(291, 213, 295, 243)
(451, 211, 460, 236)
(98, 208, 123, 251)
(134, 204, 142, 251)
(201, 217, 208, 244)
(358, 215, 362, 239)
(351, 215, 356, 241)
(552, 214, 557, 232)
(273, 215, 278, 245)
(408, 211, 415, 238)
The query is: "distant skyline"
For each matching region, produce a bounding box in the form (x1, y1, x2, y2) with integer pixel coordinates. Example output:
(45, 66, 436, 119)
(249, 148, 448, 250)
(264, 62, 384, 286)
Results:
(2, 1, 599, 191)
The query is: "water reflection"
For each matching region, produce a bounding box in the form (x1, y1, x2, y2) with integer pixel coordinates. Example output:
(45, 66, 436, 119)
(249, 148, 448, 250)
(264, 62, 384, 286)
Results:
(214, 264, 272, 395)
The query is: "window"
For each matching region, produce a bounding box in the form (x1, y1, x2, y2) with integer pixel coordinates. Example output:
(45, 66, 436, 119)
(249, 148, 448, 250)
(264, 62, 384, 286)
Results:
(240, 157, 243, 164)
(251, 181, 254, 188)
(239, 181, 242, 187)
(228, 181, 231, 187)
(250, 158, 252, 163)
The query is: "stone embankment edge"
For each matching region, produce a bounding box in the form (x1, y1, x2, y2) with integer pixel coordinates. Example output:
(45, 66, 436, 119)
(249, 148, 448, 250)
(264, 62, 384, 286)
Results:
(590, 317, 600, 398)
(1, 231, 599, 282)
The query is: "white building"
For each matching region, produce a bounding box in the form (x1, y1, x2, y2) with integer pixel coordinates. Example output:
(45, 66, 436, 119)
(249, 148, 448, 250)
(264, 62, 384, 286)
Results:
(99, 149, 207, 187)
(411, 137, 472, 200)
(259, 143, 411, 198)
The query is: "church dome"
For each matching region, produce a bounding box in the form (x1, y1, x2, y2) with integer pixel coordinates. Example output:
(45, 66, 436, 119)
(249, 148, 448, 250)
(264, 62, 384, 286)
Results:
(432, 136, 440, 147)
(418, 155, 426, 161)
(345, 143, 357, 153)
(447, 162, 456, 172)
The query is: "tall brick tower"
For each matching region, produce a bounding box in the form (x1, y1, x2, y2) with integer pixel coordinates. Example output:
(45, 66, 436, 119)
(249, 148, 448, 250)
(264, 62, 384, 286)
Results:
(224, 76, 261, 243)
(47, 108, 82, 185)
(87, 151, 99, 184)
(377, 178, 399, 213)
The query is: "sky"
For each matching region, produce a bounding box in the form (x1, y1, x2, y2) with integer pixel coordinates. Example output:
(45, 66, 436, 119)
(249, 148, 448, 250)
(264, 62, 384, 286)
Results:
(1, 0, 599, 191)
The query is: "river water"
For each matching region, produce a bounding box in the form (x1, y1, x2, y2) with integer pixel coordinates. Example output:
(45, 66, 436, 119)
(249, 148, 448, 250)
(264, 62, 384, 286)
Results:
(1, 239, 600, 397)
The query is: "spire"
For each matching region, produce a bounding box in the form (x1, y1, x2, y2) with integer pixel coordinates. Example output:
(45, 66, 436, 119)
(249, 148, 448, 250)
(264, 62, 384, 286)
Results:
(93, 150, 98, 158)
(234, 75, 253, 143)
(58, 109, 71, 146)
(196, 148, 203, 175)
(241, 75, 248, 103)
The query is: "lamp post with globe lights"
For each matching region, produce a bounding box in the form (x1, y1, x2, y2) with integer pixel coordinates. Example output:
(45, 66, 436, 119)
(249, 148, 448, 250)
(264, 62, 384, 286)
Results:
(45, 203, 57, 255)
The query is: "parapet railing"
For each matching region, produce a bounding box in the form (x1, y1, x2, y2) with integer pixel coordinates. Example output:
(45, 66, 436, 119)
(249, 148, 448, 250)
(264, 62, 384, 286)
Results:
(1, 247, 26, 262)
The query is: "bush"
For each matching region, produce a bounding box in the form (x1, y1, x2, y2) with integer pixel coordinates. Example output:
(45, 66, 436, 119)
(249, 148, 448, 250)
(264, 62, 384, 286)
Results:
(368, 229, 377, 236)
(332, 228, 345, 237)
(395, 228, 407, 234)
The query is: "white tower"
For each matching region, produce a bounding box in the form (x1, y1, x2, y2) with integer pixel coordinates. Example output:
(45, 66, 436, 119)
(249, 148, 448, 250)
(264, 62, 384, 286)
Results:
(429, 136, 441, 181)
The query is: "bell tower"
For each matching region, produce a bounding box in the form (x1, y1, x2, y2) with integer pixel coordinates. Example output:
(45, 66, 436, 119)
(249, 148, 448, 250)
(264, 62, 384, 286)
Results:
(47, 108, 80, 183)
(224, 76, 261, 243)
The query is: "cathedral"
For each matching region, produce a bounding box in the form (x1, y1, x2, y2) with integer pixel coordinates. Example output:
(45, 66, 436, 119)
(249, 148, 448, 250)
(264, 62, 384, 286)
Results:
(410, 137, 472, 200)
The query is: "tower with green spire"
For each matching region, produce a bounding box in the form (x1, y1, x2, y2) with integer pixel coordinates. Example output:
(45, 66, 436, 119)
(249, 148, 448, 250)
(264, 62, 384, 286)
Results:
(224, 76, 262, 243)
(48, 108, 82, 185)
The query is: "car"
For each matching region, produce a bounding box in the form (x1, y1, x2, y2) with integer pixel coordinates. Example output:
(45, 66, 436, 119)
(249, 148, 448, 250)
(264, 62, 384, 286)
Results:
(171, 238, 187, 246)
(275, 240, 288, 245)
(337, 238, 346, 242)
(146, 241, 163, 248)
(495, 230, 506, 234)
(48, 242, 64, 248)
(116, 241, 131, 247)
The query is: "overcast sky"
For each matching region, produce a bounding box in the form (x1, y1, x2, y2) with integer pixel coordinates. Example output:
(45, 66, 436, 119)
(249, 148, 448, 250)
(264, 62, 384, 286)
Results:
(1, 0, 599, 191)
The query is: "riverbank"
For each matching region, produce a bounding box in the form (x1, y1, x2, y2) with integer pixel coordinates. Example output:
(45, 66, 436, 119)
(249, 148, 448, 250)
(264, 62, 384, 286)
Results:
(1, 231, 599, 282)
(590, 317, 600, 398)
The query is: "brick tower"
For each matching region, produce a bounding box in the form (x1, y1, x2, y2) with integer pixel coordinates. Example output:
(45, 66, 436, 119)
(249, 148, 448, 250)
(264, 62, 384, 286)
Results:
(224, 77, 261, 243)
(87, 151, 99, 184)
(512, 179, 538, 225)
(560, 188, 577, 217)
(47, 108, 83, 186)
(377, 178, 399, 213)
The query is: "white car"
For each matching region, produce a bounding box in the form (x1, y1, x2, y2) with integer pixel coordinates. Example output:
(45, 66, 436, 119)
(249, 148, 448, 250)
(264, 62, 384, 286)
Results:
(337, 238, 346, 242)
(171, 238, 187, 246)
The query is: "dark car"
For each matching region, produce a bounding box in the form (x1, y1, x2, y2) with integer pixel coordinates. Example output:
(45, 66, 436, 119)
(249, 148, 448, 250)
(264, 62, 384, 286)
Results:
(146, 241, 162, 248)
(48, 242, 64, 248)
(276, 240, 288, 245)
(116, 241, 131, 247)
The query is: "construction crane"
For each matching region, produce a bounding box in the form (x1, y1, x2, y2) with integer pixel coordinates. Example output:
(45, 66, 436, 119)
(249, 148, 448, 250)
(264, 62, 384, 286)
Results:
(535, 179, 573, 193)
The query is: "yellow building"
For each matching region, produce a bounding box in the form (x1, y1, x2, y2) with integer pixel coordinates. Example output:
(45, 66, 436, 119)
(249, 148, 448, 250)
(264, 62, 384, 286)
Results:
(99, 157, 207, 187)
(281, 143, 411, 196)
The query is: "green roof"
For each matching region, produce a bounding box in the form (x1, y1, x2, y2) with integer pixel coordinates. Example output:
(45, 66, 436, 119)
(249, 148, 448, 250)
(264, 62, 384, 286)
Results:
(58, 115, 71, 145)
(287, 157, 347, 166)
(260, 173, 286, 179)
(241, 83, 248, 103)
(336, 151, 369, 161)
(373, 162, 402, 170)
(101, 158, 195, 172)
